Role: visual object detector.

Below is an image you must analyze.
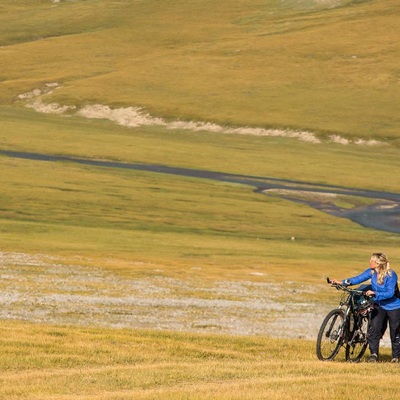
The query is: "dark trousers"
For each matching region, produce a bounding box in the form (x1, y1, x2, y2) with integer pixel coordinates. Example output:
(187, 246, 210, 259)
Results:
(368, 305, 400, 358)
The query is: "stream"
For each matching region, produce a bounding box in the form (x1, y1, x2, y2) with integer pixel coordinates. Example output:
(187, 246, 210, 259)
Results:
(1, 149, 400, 234)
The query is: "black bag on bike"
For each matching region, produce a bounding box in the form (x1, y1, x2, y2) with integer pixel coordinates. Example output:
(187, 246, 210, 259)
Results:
(395, 283, 400, 299)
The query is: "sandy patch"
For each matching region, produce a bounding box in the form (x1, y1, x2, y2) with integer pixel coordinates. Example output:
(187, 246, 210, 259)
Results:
(77, 104, 165, 127)
(77, 104, 322, 143)
(17, 82, 59, 99)
(17, 84, 383, 146)
(266, 189, 338, 201)
(27, 100, 76, 114)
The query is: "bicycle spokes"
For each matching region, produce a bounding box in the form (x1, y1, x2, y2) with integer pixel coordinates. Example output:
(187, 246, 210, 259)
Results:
(317, 282, 372, 362)
(316, 309, 345, 361)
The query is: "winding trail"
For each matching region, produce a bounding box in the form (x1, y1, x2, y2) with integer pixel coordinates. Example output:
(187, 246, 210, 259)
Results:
(1, 149, 400, 234)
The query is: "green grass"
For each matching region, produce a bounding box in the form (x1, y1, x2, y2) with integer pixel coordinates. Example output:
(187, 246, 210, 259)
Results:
(0, 321, 398, 400)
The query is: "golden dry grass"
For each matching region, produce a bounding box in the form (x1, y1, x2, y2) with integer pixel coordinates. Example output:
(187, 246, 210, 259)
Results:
(0, 320, 398, 400)
(1, 2, 400, 397)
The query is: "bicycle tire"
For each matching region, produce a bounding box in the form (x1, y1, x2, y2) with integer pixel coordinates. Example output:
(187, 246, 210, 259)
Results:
(316, 309, 346, 361)
(345, 314, 369, 362)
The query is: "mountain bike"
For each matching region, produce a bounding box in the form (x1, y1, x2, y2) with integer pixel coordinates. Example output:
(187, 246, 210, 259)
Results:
(316, 278, 373, 362)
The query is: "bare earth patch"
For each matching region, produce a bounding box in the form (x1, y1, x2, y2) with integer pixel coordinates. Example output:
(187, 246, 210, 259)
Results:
(0, 251, 332, 340)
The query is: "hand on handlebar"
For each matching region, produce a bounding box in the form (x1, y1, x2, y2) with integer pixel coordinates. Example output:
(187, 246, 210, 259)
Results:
(329, 279, 342, 285)
(365, 290, 375, 297)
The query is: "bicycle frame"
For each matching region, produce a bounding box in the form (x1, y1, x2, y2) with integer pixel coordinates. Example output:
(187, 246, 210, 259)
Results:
(316, 279, 372, 361)
(334, 284, 364, 342)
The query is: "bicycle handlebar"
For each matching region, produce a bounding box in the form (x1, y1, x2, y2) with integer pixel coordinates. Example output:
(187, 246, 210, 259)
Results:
(326, 277, 371, 297)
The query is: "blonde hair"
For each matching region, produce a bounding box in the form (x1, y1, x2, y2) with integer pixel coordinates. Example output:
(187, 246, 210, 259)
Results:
(371, 252, 391, 285)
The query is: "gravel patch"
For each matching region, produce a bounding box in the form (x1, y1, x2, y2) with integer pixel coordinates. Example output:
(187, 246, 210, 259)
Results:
(0, 252, 332, 340)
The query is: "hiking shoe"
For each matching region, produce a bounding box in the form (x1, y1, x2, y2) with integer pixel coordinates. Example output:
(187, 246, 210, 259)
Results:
(367, 354, 378, 363)
(391, 358, 399, 363)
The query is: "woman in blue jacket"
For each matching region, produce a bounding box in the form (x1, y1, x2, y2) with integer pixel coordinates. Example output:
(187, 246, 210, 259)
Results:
(331, 252, 400, 363)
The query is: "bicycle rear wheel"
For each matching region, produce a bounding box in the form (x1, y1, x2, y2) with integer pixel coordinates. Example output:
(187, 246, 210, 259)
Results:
(345, 314, 369, 362)
(316, 309, 345, 361)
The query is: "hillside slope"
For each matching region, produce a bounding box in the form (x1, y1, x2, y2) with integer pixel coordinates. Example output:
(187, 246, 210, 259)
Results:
(0, 0, 399, 140)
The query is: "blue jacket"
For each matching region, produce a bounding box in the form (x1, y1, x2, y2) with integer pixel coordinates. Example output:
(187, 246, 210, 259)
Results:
(343, 268, 400, 311)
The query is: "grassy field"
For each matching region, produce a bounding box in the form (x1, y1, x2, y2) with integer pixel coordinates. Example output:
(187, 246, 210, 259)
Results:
(1, 107, 400, 282)
(1, 321, 399, 400)
(1, 0, 400, 140)
(1, 1, 400, 398)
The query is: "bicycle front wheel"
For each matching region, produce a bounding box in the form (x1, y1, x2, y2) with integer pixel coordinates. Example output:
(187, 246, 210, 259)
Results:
(316, 309, 345, 361)
(345, 314, 369, 362)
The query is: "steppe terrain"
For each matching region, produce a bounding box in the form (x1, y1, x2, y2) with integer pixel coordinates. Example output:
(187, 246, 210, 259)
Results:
(1, 0, 400, 398)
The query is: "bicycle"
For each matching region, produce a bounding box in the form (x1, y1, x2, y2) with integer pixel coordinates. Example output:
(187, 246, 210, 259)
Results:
(316, 278, 374, 362)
